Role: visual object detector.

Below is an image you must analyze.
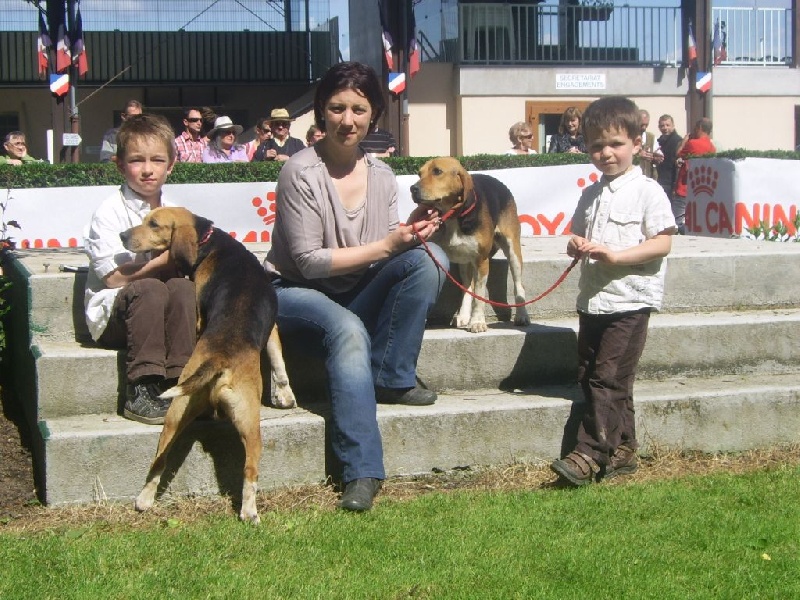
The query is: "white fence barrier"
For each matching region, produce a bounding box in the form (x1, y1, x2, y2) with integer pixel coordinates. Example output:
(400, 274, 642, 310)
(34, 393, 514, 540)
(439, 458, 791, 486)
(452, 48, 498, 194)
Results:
(5, 159, 798, 249)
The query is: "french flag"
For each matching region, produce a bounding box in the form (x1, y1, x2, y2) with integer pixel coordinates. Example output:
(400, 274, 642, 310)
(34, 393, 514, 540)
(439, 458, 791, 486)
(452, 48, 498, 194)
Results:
(50, 73, 69, 97)
(72, 3, 88, 77)
(55, 23, 71, 73)
(37, 12, 51, 76)
(687, 22, 697, 67)
(696, 71, 711, 93)
(388, 72, 406, 95)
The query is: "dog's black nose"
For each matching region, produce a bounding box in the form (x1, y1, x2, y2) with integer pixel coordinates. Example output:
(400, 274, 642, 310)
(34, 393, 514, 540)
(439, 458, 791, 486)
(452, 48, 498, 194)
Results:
(119, 230, 131, 245)
(410, 183, 421, 203)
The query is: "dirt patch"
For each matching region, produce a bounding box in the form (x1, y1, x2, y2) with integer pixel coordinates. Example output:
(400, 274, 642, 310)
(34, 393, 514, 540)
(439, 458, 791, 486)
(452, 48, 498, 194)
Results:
(0, 389, 39, 523)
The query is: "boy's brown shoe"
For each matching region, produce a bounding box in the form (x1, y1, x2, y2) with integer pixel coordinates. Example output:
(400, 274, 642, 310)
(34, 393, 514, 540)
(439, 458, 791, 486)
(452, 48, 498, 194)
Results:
(605, 445, 639, 480)
(550, 451, 600, 487)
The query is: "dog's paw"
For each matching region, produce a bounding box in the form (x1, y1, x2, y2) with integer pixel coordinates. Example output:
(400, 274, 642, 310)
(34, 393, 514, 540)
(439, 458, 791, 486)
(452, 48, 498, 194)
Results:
(134, 487, 156, 512)
(514, 310, 531, 327)
(239, 509, 261, 525)
(271, 380, 297, 409)
(468, 320, 488, 333)
(455, 315, 471, 328)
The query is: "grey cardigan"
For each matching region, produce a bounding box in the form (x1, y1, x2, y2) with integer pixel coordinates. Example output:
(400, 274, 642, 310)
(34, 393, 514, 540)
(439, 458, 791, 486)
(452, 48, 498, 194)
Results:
(265, 145, 400, 294)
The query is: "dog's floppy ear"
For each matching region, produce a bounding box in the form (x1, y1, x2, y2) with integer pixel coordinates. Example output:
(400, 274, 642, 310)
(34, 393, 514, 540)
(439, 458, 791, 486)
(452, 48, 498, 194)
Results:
(170, 223, 198, 275)
(458, 164, 474, 204)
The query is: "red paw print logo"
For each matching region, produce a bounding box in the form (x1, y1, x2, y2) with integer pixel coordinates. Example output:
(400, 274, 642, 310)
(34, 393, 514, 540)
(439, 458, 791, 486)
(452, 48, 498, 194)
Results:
(577, 172, 600, 189)
(688, 165, 718, 197)
(253, 192, 277, 227)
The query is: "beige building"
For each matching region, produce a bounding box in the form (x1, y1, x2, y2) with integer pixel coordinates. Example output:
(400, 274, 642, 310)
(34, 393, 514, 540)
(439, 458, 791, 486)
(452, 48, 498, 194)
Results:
(2, 0, 799, 162)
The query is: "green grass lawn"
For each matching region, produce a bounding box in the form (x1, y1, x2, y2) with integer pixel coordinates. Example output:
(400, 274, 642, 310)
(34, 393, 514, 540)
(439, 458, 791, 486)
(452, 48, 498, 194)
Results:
(2, 466, 798, 600)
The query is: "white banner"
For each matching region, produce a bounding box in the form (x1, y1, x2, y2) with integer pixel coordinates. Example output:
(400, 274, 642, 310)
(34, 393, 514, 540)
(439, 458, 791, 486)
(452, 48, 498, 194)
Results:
(6, 164, 604, 249)
(685, 158, 800, 237)
(8, 159, 800, 248)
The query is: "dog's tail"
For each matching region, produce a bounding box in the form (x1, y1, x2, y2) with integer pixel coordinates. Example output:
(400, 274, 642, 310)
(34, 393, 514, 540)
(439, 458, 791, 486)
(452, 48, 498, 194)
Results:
(159, 359, 223, 399)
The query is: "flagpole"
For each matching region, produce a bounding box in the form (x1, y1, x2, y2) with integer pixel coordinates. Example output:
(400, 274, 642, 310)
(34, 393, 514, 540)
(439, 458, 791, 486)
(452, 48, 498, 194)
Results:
(400, 0, 410, 157)
(66, 0, 79, 163)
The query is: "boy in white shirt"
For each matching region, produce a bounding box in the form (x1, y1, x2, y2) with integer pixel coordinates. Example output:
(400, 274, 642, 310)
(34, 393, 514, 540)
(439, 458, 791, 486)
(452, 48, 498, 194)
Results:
(84, 114, 195, 425)
(551, 96, 676, 486)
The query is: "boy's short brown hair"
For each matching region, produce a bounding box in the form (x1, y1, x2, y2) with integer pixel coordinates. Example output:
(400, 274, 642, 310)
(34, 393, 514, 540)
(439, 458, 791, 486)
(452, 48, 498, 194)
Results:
(115, 113, 176, 163)
(581, 96, 640, 141)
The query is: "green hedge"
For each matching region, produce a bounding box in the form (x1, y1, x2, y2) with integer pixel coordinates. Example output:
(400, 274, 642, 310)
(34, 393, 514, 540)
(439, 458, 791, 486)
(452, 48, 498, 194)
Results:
(0, 150, 797, 189)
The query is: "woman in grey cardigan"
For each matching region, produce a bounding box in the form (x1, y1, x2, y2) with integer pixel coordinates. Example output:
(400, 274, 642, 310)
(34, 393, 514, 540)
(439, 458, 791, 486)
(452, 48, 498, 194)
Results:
(265, 62, 448, 512)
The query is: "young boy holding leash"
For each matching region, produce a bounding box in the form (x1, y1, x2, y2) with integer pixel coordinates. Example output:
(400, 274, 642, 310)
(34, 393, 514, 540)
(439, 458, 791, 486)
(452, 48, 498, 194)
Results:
(551, 96, 677, 486)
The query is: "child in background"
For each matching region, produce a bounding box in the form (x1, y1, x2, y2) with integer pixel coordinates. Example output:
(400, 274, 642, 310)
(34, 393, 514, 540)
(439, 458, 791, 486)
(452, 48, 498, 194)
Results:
(84, 114, 196, 425)
(551, 96, 676, 486)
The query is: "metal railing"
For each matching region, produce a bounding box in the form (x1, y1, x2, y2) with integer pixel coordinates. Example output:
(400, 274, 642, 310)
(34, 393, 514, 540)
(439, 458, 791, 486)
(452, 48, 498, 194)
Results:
(713, 7, 792, 65)
(419, 1, 792, 67)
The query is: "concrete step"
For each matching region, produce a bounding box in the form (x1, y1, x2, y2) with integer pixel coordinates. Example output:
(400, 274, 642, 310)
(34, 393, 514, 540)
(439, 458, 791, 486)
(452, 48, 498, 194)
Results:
(12, 236, 800, 342)
(38, 372, 800, 505)
(31, 308, 800, 420)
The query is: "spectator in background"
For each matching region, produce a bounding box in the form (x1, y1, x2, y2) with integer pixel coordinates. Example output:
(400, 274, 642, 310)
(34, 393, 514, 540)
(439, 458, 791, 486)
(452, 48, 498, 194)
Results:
(201, 116, 249, 163)
(174, 107, 207, 163)
(1, 131, 43, 165)
(306, 124, 325, 146)
(673, 117, 716, 235)
(506, 121, 538, 155)
(99, 100, 143, 163)
(638, 109, 657, 178)
(360, 126, 396, 157)
(199, 107, 218, 141)
(253, 108, 305, 162)
(654, 114, 683, 220)
(548, 107, 586, 154)
(246, 117, 273, 161)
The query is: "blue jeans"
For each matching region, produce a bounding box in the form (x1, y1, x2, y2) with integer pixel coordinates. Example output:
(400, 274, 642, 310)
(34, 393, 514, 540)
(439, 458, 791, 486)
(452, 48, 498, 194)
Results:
(273, 244, 449, 483)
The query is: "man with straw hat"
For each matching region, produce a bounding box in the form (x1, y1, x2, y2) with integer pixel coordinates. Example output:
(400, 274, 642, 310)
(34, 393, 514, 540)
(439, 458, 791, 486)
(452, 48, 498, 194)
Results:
(253, 108, 305, 162)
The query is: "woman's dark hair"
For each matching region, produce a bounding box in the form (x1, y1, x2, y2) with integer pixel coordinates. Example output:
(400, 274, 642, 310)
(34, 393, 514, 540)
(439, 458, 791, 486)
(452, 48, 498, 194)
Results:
(313, 62, 385, 132)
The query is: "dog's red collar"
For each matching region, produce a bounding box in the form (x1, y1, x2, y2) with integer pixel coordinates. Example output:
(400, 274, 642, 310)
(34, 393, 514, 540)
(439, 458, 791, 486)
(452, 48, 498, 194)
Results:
(440, 192, 478, 223)
(198, 226, 214, 246)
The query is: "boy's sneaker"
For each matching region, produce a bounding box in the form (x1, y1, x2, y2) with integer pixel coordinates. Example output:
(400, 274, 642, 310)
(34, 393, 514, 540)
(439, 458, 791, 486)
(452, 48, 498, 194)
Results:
(124, 382, 168, 425)
(605, 445, 639, 480)
(550, 451, 600, 487)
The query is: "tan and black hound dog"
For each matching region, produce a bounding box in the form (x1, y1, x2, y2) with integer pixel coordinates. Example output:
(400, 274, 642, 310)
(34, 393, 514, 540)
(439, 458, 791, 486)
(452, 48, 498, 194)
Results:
(410, 157, 530, 333)
(121, 207, 296, 524)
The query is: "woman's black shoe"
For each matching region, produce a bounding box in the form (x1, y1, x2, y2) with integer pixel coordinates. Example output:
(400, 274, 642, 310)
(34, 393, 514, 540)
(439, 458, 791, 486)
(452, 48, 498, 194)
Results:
(338, 478, 382, 511)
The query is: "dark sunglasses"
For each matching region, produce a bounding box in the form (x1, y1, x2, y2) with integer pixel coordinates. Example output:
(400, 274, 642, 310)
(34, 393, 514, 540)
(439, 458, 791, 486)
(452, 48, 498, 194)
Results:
(519, 134, 533, 139)
(186, 117, 202, 123)
(271, 121, 290, 128)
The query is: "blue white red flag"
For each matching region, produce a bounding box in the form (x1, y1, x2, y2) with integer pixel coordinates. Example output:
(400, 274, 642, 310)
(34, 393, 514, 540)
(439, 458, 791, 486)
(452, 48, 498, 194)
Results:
(379, 0, 419, 79)
(713, 19, 727, 65)
(72, 2, 88, 77)
(37, 12, 51, 76)
(687, 21, 697, 67)
(388, 72, 406, 95)
(50, 73, 69, 97)
(55, 23, 71, 73)
(696, 71, 711, 93)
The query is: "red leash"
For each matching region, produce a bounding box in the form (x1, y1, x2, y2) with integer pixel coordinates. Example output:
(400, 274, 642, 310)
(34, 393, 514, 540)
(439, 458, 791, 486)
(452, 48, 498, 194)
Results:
(411, 199, 579, 308)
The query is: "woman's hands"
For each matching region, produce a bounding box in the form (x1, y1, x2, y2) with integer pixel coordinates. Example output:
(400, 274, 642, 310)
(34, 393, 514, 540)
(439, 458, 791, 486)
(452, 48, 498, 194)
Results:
(388, 210, 441, 254)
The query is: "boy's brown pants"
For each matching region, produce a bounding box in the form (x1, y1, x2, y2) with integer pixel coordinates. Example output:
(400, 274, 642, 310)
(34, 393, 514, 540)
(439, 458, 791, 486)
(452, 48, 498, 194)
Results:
(574, 309, 651, 466)
(99, 278, 196, 384)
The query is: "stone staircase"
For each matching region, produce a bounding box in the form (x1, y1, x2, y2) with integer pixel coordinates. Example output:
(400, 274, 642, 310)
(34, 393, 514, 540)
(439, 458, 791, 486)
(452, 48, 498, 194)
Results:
(4, 236, 800, 506)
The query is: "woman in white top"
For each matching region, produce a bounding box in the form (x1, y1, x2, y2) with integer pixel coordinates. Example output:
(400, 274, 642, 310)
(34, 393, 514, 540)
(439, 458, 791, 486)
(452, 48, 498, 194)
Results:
(506, 121, 538, 155)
